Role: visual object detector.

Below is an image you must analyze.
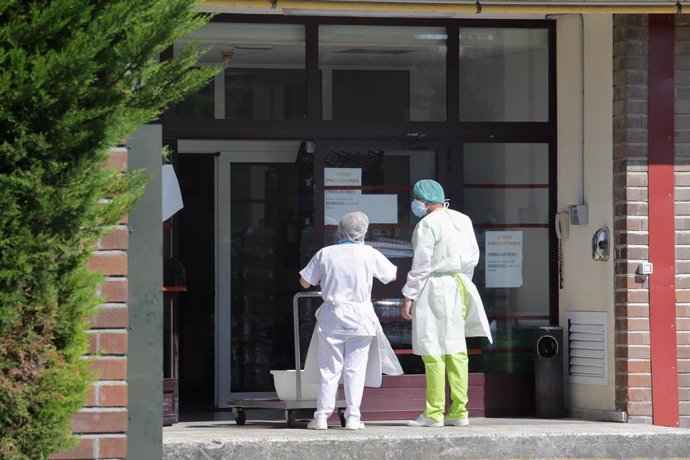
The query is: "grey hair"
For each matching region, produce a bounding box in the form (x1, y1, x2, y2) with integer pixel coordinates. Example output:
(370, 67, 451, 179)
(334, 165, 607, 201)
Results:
(337, 211, 369, 243)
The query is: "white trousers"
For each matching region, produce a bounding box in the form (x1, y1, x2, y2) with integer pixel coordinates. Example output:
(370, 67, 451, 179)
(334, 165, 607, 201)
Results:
(314, 332, 372, 419)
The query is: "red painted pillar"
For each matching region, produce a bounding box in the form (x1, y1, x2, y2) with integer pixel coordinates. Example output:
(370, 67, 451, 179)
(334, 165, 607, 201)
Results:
(648, 14, 679, 427)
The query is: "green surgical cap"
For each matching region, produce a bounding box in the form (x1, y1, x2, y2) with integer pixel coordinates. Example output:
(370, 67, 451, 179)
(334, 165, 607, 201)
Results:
(413, 179, 445, 203)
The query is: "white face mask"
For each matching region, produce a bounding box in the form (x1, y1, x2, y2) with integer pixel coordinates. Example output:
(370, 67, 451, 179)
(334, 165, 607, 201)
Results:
(411, 199, 428, 218)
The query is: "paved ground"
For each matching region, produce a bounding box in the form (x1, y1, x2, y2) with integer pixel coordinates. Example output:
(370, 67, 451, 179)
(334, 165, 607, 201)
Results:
(164, 412, 690, 459)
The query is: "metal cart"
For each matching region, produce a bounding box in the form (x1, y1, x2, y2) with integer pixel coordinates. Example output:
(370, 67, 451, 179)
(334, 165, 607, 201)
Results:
(227, 291, 346, 427)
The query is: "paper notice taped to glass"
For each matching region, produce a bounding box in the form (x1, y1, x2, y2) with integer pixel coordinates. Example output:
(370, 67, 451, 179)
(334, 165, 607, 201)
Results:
(485, 230, 523, 288)
(162, 164, 184, 222)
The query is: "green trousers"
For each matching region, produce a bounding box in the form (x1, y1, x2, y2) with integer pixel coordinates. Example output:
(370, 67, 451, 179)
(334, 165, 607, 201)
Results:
(422, 273, 469, 423)
(422, 352, 469, 422)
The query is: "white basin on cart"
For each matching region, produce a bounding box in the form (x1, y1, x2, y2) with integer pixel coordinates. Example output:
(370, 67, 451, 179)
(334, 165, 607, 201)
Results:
(270, 370, 320, 401)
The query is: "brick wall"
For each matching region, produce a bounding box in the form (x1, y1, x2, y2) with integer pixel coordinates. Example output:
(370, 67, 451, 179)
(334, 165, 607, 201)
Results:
(613, 14, 690, 427)
(52, 146, 129, 459)
(612, 13, 652, 424)
(677, 14, 690, 429)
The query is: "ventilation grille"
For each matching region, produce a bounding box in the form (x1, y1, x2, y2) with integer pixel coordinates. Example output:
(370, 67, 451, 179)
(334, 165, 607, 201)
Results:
(566, 311, 608, 385)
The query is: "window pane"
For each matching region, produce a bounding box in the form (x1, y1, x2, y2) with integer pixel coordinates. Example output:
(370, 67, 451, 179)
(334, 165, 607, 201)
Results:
(321, 149, 436, 253)
(459, 28, 549, 121)
(320, 26, 447, 121)
(175, 76, 214, 119)
(225, 68, 306, 120)
(230, 163, 301, 392)
(174, 23, 306, 120)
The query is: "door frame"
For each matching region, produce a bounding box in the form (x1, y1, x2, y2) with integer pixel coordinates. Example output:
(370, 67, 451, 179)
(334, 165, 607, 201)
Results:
(177, 139, 302, 407)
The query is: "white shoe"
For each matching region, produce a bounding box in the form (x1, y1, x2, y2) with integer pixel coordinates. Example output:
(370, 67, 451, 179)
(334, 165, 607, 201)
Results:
(444, 416, 470, 427)
(344, 416, 365, 430)
(307, 417, 328, 430)
(406, 414, 443, 427)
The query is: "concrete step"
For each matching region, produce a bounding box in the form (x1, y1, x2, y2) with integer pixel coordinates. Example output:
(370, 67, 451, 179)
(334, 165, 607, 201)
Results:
(164, 416, 690, 459)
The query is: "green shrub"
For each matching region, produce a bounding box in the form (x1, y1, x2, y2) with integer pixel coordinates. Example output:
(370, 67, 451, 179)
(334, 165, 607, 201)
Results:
(0, 1, 220, 458)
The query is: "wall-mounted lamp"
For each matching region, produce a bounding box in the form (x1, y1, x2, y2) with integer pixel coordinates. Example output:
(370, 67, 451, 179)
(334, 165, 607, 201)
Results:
(592, 227, 609, 261)
(405, 130, 428, 149)
(221, 50, 234, 64)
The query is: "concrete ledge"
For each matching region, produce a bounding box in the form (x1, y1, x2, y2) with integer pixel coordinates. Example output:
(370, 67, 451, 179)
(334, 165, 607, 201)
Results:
(569, 407, 628, 423)
(164, 417, 690, 459)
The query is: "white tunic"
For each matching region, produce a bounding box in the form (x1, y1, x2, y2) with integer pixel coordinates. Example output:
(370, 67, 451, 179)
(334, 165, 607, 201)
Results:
(300, 243, 397, 337)
(402, 209, 493, 356)
(300, 243, 404, 386)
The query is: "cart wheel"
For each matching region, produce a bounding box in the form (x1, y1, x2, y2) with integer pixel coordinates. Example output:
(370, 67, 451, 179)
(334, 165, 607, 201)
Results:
(338, 409, 346, 428)
(233, 407, 247, 426)
(287, 409, 297, 428)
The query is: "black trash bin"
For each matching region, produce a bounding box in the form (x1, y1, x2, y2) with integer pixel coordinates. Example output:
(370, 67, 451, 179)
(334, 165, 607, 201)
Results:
(534, 326, 565, 418)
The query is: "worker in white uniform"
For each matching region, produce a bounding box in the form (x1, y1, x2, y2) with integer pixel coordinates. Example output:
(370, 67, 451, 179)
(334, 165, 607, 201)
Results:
(401, 179, 492, 428)
(299, 211, 403, 430)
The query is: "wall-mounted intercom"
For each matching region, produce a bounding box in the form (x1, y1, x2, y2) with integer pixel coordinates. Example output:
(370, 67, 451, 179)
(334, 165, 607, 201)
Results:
(555, 213, 569, 290)
(568, 204, 589, 225)
(555, 213, 569, 241)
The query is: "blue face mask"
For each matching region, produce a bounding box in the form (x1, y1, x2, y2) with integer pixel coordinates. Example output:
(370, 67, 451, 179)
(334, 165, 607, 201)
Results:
(411, 199, 428, 218)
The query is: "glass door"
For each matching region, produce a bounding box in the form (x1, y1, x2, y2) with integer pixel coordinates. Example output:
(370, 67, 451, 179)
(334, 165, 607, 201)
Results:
(216, 143, 307, 405)
(460, 142, 552, 375)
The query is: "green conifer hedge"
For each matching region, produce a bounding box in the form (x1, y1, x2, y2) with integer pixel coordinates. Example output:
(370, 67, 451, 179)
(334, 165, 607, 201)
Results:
(0, 1, 219, 458)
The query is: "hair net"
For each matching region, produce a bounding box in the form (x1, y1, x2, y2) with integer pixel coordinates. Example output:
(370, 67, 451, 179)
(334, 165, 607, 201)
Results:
(413, 179, 445, 203)
(338, 211, 369, 242)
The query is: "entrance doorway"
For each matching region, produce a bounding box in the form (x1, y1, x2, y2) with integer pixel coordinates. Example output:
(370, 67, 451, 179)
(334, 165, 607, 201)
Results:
(174, 138, 554, 416)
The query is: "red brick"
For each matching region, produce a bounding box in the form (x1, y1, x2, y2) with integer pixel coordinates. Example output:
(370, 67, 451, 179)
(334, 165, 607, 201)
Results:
(71, 409, 127, 434)
(678, 331, 690, 345)
(678, 305, 690, 316)
(678, 345, 690, 359)
(616, 318, 650, 331)
(677, 231, 690, 245)
(626, 345, 651, 359)
(98, 332, 128, 355)
(677, 290, 690, 303)
(98, 226, 129, 251)
(677, 277, 690, 289)
(679, 388, 690, 401)
(616, 331, 651, 345)
(107, 148, 128, 172)
(626, 173, 648, 187)
(678, 246, 690, 259)
(91, 306, 128, 329)
(678, 359, 690, 373)
(92, 357, 127, 380)
(616, 360, 651, 373)
(101, 279, 128, 303)
(680, 401, 690, 417)
(677, 202, 690, 215)
(99, 383, 128, 407)
(615, 304, 649, 318)
(616, 387, 652, 402)
(627, 401, 653, 416)
(85, 386, 97, 407)
(624, 373, 652, 387)
(677, 318, 690, 331)
(615, 275, 649, 289)
(88, 334, 98, 354)
(50, 437, 95, 459)
(680, 374, 690, 387)
(100, 436, 128, 459)
(681, 416, 690, 428)
(88, 252, 127, 276)
(678, 261, 690, 274)
(617, 290, 649, 304)
(677, 217, 690, 230)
